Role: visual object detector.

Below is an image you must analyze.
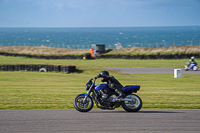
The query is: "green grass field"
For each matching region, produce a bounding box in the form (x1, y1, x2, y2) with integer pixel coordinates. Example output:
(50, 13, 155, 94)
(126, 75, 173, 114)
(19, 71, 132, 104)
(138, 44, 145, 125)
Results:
(0, 55, 193, 68)
(0, 56, 200, 110)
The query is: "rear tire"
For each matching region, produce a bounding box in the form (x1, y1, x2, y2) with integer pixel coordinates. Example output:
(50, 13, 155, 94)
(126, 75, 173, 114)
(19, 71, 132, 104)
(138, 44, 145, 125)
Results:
(73, 95, 93, 112)
(121, 94, 142, 112)
(193, 66, 198, 71)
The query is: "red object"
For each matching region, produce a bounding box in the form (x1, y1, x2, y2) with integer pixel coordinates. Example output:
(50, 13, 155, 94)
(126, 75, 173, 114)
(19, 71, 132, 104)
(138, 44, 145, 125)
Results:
(90, 48, 94, 57)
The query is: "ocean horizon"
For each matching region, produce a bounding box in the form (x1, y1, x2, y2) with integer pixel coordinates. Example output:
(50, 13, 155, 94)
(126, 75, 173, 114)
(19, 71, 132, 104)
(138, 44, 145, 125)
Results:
(0, 26, 200, 49)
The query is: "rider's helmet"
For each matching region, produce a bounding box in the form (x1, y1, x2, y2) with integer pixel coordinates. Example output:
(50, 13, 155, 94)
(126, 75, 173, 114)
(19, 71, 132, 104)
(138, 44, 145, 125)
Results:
(191, 56, 195, 61)
(99, 71, 109, 82)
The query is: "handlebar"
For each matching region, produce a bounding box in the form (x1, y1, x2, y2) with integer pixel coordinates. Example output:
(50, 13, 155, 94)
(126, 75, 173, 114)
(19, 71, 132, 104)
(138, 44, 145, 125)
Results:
(93, 77, 98, 84)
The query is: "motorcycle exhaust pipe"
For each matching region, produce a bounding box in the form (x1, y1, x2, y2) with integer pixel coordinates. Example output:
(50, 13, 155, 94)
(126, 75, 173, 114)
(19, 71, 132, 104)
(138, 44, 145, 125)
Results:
(115, 98, 132, 102)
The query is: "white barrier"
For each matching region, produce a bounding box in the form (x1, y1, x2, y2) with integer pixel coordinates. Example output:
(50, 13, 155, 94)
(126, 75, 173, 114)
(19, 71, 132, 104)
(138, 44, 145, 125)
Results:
(174, 69, 181, 78)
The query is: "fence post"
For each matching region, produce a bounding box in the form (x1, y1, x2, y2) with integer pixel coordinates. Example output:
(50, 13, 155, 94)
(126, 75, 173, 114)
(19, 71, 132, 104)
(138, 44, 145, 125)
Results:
(191, 41, 193, 46)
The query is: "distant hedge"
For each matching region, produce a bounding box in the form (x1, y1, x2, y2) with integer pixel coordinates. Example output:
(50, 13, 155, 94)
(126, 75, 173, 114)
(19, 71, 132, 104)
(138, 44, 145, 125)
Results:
(0, 52, 83, 59)
(99, 53, 200, 59)
(0, 52, 199, 59)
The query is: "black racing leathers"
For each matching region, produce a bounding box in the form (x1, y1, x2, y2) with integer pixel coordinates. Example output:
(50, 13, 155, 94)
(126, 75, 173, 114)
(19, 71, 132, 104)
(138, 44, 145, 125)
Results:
(103, 76, 123, 90)
(100, 75, 125, 99)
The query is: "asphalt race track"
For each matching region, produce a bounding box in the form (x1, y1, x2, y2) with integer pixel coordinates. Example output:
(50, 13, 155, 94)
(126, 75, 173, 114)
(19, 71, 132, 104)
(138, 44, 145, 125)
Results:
(0, 109, 200, 133)
(103, 67, 200, 75)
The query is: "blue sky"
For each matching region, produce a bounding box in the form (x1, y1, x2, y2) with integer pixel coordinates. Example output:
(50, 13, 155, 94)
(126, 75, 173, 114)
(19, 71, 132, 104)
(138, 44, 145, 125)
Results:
(0, 0, 200, 27)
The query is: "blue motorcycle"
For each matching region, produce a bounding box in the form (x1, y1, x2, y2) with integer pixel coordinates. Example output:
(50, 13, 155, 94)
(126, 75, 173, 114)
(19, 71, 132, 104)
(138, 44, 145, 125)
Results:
(73, 77, 142, 112)
(184, 62, 198, 71)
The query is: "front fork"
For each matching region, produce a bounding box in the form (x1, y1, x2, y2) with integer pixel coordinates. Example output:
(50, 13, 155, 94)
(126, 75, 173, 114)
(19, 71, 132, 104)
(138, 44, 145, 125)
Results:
(83, 84, 94, 104)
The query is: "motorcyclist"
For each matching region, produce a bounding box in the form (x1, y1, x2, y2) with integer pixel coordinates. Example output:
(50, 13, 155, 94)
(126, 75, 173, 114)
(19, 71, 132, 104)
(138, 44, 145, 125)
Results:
(96, 71, 125, 100)
(188, 56, 197, 66)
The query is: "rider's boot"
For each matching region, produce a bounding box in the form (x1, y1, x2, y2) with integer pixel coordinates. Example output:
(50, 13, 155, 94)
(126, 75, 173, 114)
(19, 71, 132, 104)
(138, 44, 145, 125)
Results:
(115, 89, 125, 100)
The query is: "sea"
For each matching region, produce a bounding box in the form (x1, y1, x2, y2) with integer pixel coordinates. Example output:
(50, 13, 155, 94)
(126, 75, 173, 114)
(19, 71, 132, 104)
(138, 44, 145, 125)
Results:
(0, 26, 200, 49)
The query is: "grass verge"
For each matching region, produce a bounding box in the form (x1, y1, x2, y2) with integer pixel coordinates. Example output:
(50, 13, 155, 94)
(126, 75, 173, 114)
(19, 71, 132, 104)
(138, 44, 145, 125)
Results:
(0, 56, 200, 110)
(1, 46, 200, 55)
(0, 71, 199, 110)
(0, 55, 198, 68)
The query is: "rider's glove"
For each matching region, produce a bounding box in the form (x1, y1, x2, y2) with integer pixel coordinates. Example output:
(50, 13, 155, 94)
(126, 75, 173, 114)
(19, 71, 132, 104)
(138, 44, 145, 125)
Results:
(96, 74, 100, 78)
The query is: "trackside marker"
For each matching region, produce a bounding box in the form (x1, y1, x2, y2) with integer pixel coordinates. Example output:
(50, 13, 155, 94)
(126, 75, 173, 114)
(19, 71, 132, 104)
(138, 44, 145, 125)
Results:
(174, 69, 181, 78)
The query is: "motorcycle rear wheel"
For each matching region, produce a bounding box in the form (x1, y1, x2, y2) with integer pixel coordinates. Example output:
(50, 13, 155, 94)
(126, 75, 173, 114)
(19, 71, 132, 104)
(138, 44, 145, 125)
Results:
(73, 95, 93, 112)
(193, 66, 198, 71)
(121, 94, 142, 112)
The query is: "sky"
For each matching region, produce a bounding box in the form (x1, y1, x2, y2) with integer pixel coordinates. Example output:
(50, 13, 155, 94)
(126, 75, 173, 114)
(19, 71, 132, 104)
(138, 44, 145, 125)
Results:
(0, 0, 200, 27)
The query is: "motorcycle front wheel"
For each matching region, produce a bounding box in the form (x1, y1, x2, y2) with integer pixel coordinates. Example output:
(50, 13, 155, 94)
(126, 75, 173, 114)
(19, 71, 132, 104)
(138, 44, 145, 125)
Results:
(121, 94, 142, 112)
(184, 66, 189, 71)
(73, 95, 93, 112)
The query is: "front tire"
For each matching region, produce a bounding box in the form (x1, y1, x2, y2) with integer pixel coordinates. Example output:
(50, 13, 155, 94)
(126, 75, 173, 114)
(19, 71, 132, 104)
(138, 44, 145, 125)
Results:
(184, 66, 189, 71)
(73, 95, 93, 112)
(122, 94, 142, 112)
